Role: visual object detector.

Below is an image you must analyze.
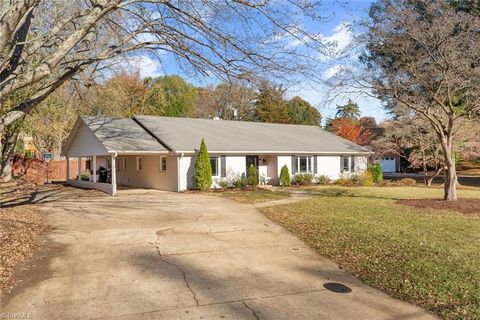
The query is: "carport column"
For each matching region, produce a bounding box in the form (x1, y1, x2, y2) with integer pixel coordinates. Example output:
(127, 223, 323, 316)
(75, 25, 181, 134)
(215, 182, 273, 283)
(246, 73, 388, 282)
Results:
(66, 156, 70, 181)
(77, 157, 81, 181)
(92, 156, 97, 183)
(111, 153, 117, 196)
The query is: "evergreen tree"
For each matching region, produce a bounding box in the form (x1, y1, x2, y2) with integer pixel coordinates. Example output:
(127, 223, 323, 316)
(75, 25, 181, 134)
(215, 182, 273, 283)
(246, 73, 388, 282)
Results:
(254, 82, 290, 123)
(247, 163, 257, 186)
(279, 165, 291, 186)
(335, 99, 361, 119)
(287, 96, 322, 126)
(194, 139, 212, 191)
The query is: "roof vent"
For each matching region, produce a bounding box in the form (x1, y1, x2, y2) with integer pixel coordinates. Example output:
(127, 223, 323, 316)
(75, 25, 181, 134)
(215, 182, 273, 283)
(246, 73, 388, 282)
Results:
(213, 116, 221, 121)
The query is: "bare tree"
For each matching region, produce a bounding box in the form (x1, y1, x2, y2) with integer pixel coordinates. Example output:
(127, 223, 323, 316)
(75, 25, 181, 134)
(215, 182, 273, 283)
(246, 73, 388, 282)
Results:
(359, 0, 480, 200)
(0, 0, 332, 182)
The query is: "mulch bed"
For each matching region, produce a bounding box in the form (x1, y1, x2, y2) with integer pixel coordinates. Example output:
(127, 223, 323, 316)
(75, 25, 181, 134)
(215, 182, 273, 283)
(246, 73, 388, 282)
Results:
(0, 181, 48, 296)
(397, 198, 480, 214)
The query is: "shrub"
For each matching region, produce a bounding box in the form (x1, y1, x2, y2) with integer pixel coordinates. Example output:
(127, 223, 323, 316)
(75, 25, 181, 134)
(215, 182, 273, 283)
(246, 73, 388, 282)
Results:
(315, 174, 331, 185)
(279, 165, 291, 187)
(80, 171, 90, 181)
(232, 175, 247, 189)
(247, 164, 257, 186)
(368, 162, 383, 183)
(193, 139, 212, 191)
(24, 150, 34, 159)
(400, 178, 416, 186)
(356, 171, 374, 187)
(334, 177, 354, 187)
(218, 178, 229, 189)
(294, 172, 314, 185)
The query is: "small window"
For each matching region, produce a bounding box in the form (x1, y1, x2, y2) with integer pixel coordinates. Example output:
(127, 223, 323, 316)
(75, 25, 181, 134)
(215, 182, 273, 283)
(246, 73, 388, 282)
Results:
(106, 157, 111, 170)
(294, 156, 313, 173)
(160, 156, 167, 172)
(210, 157, 219, 176)
(343, 156, 350, 172)
(122, 158, 127, 170)
(136, 157, 142, 171)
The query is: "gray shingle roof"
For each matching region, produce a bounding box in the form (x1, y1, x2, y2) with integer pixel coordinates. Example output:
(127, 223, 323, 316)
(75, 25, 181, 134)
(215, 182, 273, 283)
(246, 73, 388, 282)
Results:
(81, 116, 168, 153)
(133, 115, 369, 154)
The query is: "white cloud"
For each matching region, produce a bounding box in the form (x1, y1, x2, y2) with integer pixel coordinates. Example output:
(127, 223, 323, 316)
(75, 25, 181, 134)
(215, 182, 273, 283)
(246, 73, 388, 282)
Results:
(112, 55, 164, 79)
(324, 22, 354, 55)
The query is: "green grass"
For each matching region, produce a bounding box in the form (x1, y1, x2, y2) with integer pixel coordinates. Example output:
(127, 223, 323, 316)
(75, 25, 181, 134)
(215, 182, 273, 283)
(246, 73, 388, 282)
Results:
(212, 188, 290, 204)
(259, 186, 480, 320)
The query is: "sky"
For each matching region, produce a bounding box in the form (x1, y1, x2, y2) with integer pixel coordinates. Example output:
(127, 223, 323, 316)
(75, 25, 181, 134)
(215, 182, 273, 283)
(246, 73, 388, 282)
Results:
(124, 0, 387, 124)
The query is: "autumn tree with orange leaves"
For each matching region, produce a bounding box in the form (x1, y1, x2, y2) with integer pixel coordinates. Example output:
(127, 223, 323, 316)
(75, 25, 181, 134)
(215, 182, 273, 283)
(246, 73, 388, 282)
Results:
(330, 118, 371, 146)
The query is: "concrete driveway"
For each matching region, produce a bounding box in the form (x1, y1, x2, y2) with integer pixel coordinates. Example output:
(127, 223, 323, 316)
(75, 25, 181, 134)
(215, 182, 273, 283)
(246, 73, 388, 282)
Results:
(2, 186, 437, 320)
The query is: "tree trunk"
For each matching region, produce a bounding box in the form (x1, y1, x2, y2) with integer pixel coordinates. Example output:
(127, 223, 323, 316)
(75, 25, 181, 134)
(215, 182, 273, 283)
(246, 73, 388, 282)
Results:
(0, 129, 19, 183)
(443, 146, 457, 201)
(426, 167, 443, 187)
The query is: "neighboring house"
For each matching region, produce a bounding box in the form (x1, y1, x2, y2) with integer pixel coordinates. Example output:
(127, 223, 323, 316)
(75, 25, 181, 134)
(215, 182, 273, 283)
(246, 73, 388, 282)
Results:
(61, 115, 370, 195)
(361, 123, 401, 173)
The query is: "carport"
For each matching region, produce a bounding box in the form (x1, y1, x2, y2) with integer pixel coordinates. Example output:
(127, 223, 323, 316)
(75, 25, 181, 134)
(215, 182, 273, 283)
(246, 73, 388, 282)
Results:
(61, 116, 169, 195)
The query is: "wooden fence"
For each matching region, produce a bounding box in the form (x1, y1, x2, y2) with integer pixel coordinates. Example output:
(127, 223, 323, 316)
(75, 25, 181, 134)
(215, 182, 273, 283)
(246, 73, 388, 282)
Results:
(12, 155, 86, 183)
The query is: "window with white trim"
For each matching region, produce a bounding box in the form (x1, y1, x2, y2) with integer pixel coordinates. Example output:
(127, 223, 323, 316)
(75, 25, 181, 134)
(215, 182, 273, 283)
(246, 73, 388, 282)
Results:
(136, 157, 142, 171)
(210, 157, 219, 176)
(293, 156, 313, 173)
(160, 156, 167, 172)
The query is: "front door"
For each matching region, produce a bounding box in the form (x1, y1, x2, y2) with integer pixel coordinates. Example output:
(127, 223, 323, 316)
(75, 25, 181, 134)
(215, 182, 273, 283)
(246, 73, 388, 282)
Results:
(246, 156, 259, 177)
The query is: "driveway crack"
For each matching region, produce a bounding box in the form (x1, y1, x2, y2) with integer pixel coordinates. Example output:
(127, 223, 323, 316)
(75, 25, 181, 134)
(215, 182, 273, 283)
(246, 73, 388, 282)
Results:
(153, 239, 200, 306)
(242, 301, 260, 320)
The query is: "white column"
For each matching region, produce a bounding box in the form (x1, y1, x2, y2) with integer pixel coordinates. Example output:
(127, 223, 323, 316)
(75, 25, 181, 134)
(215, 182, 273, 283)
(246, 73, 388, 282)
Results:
(77, 157, 81, 181)
(111, 154, 117, 196)
(66, 156, 70, 181)
(92, 156, 97, 183)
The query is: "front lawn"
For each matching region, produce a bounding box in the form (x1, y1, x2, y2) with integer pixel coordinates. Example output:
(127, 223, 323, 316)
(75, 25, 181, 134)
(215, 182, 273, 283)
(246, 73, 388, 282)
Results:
(259, 186, 480, 320)
(212, 188, 290, 204)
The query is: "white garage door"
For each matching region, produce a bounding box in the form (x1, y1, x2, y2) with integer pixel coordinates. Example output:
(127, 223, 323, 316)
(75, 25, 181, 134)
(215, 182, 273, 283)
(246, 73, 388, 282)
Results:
(380, 157, 396, 172)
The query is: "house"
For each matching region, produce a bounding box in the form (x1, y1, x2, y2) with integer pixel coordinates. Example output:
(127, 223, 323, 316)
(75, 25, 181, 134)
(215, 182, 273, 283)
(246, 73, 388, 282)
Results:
(61, 115, 370, 195)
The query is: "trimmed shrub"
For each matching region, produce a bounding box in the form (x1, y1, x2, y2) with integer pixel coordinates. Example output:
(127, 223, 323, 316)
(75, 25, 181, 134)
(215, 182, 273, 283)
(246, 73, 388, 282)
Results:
(279, 165, 291, 187)
(218, 178, 229, 189)
(247, 163, 257, 186)
(368, 162, 383, 183)
(400, 178, 416, 186)
(315, 174, 331, 185)
(294, 172, 314, 185)
(193, 139, 212, 191)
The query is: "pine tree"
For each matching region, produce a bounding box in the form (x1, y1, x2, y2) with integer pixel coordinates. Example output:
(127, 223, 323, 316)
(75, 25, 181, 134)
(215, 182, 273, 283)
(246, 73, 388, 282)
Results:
(194, 139, 212, 191)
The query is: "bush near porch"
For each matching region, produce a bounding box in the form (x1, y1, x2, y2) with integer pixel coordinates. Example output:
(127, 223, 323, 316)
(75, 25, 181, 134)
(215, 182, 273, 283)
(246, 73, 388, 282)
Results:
(259, 186, 480, 320)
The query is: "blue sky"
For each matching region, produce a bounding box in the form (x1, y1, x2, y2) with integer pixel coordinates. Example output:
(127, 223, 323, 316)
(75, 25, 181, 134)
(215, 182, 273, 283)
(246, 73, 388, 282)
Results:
(126, 0, 386, 123)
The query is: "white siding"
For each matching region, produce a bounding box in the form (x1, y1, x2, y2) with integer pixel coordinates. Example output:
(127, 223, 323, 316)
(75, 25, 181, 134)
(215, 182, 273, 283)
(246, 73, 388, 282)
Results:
(225, 156, 246, 178)
(178, 156, 193, 191)
(66, 122, 108, 157)
(354, 156, 368, 172)
(316, 156, 342, 180)
(116, 155, 178, 191)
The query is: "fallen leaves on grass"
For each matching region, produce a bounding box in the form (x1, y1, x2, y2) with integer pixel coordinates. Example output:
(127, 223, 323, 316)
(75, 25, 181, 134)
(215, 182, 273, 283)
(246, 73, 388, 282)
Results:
(397, 198, 480, 214)
(0, 182, 48, 296)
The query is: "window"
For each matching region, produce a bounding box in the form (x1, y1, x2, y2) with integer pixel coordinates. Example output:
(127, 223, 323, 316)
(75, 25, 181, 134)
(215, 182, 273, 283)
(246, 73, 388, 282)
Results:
(122, 158, 127, 170)
(106, 157, 111, 170)
(160, 156, 167, 172)
(136, 157, 142, 171)
(343, 156, 350, 172)
(293, 156, 313, 173)
(210, 157, 219, 176)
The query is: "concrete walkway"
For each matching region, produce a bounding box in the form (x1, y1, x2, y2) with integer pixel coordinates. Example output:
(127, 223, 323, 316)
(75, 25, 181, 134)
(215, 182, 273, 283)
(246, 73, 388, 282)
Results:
(2, 186, 437, 320)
